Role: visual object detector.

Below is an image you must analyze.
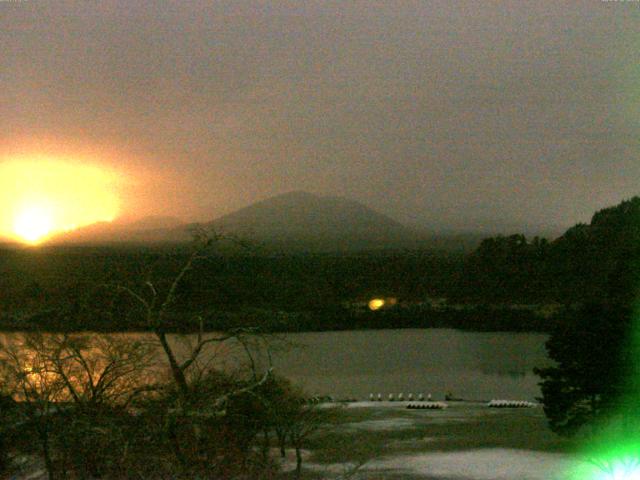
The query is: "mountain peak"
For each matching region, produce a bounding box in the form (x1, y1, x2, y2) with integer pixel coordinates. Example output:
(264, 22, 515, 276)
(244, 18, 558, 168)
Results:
(47, 191, 418, 251)
(209, 191, 413, 250)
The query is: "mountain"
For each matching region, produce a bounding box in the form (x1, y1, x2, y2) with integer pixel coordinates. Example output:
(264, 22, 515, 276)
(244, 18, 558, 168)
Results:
(48, 216, 188, 244)
(47, 191, 485, 251)
(116, 216, 185, 231)
(48, 192, 427, 250)
(206, 191, 417, 249)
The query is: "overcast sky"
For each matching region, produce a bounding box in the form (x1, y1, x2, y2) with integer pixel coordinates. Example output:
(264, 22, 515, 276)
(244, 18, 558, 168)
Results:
(2, 0, 639, 233)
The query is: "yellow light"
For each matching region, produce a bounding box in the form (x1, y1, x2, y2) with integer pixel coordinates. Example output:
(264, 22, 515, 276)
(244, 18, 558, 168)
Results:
(13, 204, 54, 243)
(369, 298, 385, 311)
(0, 159, 121, 244)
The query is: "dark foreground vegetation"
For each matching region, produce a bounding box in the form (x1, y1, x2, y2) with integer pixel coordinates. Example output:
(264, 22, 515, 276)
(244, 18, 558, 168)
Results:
(0, 247, 333, 479)
(0, 332, 331, 479)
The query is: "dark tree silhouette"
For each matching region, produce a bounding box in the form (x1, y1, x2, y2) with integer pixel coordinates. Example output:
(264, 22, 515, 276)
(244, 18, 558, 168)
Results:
(535, 303, 638, 437)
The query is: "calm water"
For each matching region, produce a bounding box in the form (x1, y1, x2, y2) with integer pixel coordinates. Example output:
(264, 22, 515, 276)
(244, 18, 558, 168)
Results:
(0, 329, 549, 402)
(267, 329, 550, 401)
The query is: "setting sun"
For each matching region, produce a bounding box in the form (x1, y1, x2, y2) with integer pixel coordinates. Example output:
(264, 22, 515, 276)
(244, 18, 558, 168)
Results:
(0, 159, 121, 244)
(13, 204, 55, 243)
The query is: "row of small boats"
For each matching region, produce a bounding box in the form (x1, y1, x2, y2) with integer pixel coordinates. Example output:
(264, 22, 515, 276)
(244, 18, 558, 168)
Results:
(369, 395, 537, 409)
(305, 395, 537, 408)
(406, 400, 535, 409)
(369, 393, 432, 402)
(406, 402, 448, 409)
(487, 399, 536, 408)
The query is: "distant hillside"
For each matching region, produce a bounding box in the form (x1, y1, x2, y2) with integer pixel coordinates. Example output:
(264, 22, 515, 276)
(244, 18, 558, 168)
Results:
(117, 216, 185, 231)
(47, 191, 485, 252)
(457, 196, 640, 304)
(548, 196, 640, 303)
(49, 216, 188, 244)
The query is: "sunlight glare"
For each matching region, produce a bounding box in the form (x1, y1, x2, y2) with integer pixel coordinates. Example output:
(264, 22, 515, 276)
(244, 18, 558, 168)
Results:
(0, 158, 121, 244)
(13, 204, 54, 243)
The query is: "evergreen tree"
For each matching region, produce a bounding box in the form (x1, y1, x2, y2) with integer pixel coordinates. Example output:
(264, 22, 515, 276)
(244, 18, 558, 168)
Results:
(535, 303, 637, 436)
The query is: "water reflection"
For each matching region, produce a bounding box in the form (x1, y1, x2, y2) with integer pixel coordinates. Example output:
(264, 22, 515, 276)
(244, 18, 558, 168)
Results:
(0, 329, 550, 402)
(265, 329, 550, 401)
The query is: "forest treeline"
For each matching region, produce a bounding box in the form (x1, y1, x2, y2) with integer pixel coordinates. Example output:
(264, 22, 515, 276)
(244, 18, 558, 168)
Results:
(460, 196, 640, 305)
(2, 196, 640, 333)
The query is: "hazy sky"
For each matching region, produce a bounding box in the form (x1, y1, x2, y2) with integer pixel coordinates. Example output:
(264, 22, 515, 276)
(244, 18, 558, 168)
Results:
(2, 0, 639, 233)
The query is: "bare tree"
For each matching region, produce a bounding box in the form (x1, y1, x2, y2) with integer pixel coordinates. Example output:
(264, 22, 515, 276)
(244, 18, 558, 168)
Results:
(111, 232, 272, 400)
(47, 334, 155, 408)
(0, 232, 285, 479)
(105, 231, 276, 477)
(0, 333, 67, 479)
(289, 402, 331, 478)
(0, 332, 156, 479)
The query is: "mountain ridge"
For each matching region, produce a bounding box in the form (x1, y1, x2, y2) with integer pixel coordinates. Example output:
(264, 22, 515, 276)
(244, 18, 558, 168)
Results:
(45, 191, 475, 251)
(207, 191, 414, 244)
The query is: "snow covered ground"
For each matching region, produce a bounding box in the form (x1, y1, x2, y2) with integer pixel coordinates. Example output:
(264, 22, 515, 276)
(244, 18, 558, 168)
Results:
(11, 402, 597, 480)
(364, 448, 591, 480)
(301, 448, 597, 480)
(301, 402, 592, 480)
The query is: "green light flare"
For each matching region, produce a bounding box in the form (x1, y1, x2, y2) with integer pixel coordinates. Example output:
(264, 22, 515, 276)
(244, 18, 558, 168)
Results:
(562, 436, 640, 479)
(568, 457, 640, 480)
(566, 304, 640, 480)
(592, 466, 640, 480)
(559, 301, 640, 480)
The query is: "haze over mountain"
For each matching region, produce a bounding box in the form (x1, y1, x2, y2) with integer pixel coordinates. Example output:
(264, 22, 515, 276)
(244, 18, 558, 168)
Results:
(4, 2, 637, 232)
(207, 191, 417, 248)
(46, 191, 437, 250)
(48, 215, 188, 245)
(40, 190, 570, 251)
(44, 191, 566, 251)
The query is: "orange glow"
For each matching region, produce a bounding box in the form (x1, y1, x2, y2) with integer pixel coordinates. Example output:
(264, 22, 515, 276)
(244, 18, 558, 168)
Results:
(0, 158, 121, 244)
(14, 205, 55, 243)
(368, 298, 385, 311)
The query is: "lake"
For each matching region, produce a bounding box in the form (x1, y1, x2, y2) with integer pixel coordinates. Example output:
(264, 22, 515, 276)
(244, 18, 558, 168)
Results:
(267, 329, 550, 401)
(0, 328, 550, 402)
